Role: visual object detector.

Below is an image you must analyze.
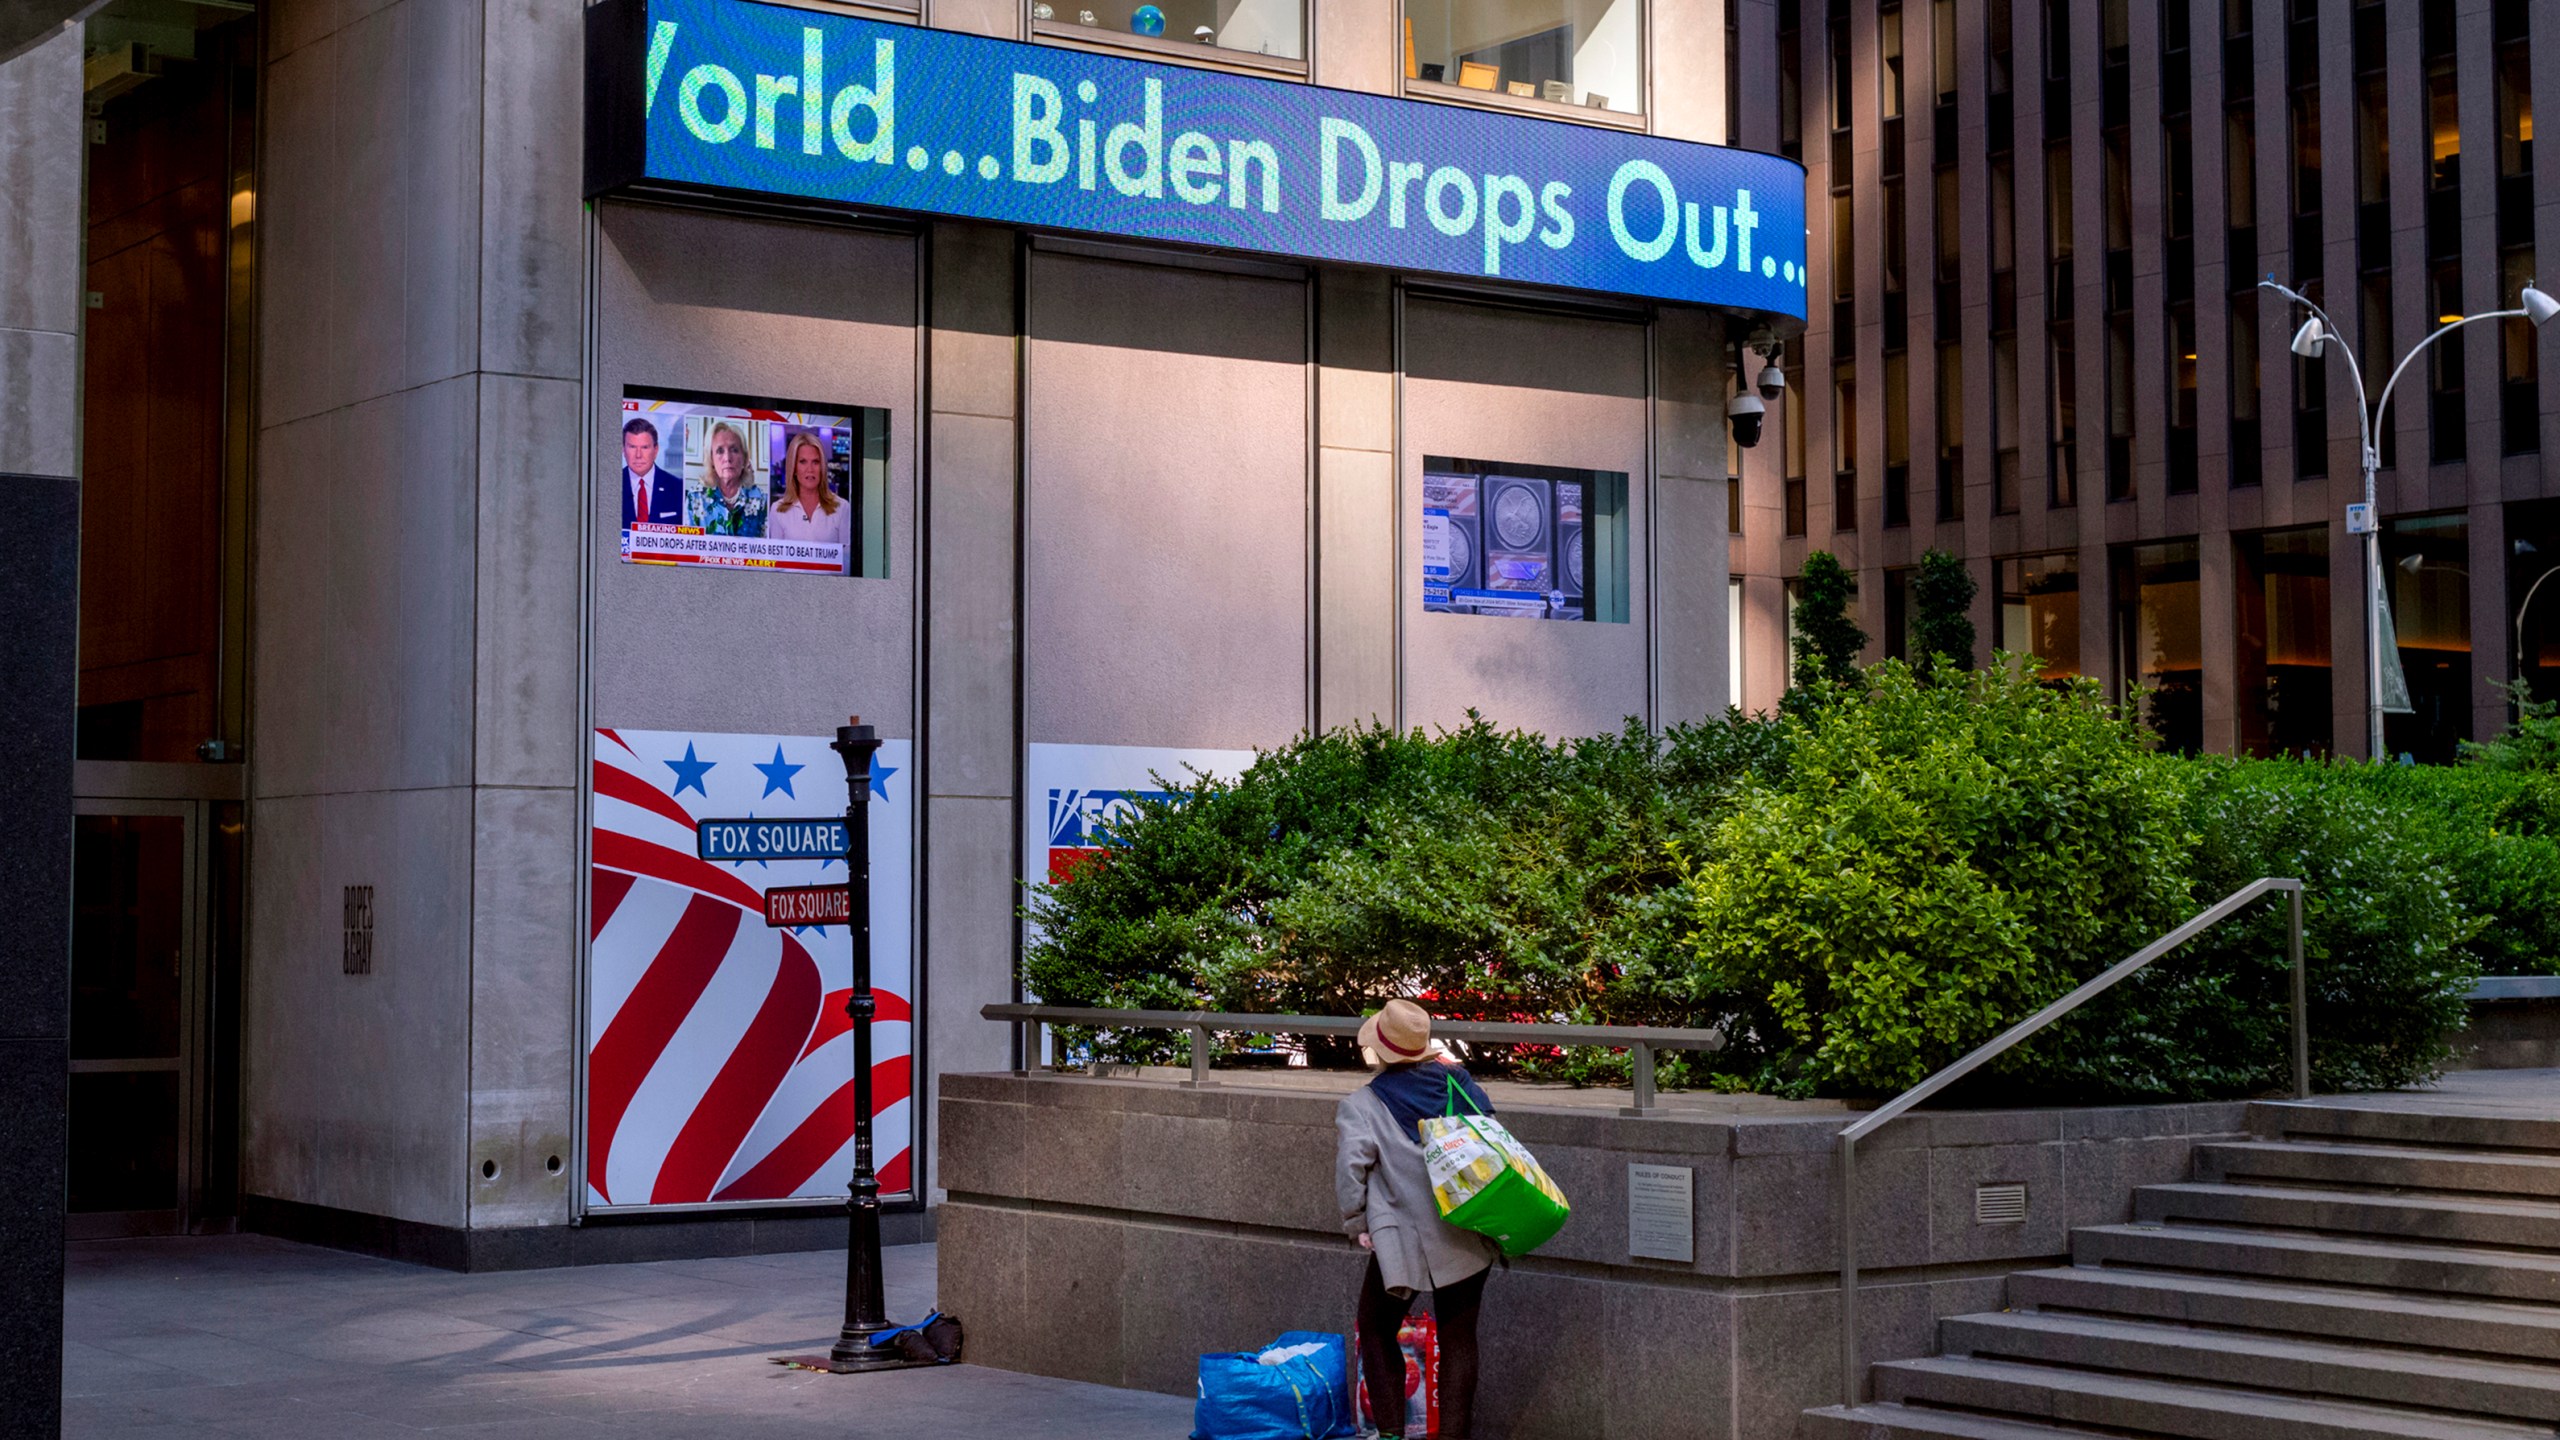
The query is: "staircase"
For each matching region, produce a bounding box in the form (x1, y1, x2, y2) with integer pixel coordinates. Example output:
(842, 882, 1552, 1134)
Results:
(1804, 1086, 2560, 1440)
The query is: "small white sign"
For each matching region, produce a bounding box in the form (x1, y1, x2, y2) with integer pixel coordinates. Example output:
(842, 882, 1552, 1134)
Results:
(2345, 502, 2376, 535)
(1628, 1162, 1694, 1263)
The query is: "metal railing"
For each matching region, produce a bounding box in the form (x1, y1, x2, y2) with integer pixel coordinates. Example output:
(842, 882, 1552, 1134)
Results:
(980, 1004, 1725, 1112)
(1832, 876, 2306, 1408)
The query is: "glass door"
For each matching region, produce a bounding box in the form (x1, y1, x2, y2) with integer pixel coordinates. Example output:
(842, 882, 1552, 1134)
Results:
(67, 799, 203, 1236)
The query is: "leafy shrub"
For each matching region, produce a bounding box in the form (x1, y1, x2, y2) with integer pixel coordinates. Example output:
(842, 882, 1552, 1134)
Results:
(1680, 661, 2194, 1096)
(1024, 666, 2505, 1100)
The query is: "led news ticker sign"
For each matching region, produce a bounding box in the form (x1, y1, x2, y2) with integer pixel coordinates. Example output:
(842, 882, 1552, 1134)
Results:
(586, 0, 1808, 317)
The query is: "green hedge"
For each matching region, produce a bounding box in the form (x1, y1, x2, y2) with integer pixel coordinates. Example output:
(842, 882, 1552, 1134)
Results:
(1023, 662, 2552, 1100)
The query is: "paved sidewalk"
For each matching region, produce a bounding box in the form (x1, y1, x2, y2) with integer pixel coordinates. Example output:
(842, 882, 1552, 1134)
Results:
(65, 1235, 1197, 1438)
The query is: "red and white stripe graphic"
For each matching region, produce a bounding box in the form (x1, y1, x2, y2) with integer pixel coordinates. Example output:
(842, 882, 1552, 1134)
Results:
(587, 728, 912, 1207)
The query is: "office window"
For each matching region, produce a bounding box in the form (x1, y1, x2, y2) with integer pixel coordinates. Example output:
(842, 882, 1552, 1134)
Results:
(1883, 566, 1915, 661)
(2234, 526, 2333, 758)
(2049, 320, 2079, 507)
(2168, 305, 2197, 494)
(2427, 58, 2461, 261)
(1993, 333, 2021, 514)
(1937, 341, 1965, 521)
(2511, 499, 2560, 706)
(2506, 245, 2541, 455)
(1784, 337, 1807, 536)
(2291, 88, 2323, 219)
(1834, 360, 1859, 532)
(2359, 274, 2395, 469)
(1831, 1, 1854, 132)
(1779, 0, 1804, 158)
(2105, 314, 2133, 500)
(2295, 338, 2329, 480)
(1049, 0, 1304, 62)
(1406, 0, 1640, 114)
(2383, 513, 2473, 763)
(1885, 351, 1913, 527)
(2432, 262, 2466, 464)
(1933, 0, 1957, 104)
(1881, 1, 1905, 120)
(2113, 539, 2203, 754)
(2229, 294, 2261, 487)
(1997, 551, 2080, 677)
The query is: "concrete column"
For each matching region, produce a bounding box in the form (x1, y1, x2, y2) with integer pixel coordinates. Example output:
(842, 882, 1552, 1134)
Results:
(1316, 269, 1395, 729)
(0, 27, 79, 1437)
(1659, 308, 1735, 721)
(249, 0, 586, 1239)
(922, 221, 1021, 1193)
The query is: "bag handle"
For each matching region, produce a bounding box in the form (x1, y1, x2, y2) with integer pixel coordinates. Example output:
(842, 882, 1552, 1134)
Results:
(1441, 1068, 1486, 1118)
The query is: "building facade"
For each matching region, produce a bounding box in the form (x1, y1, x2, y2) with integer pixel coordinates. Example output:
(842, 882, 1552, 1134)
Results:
(1728, 0, 2560, 763)
(0, 0, 1785, 1415)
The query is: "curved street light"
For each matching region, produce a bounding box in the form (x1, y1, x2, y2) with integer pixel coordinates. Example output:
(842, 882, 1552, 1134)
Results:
(2260, 278, 2560, 759)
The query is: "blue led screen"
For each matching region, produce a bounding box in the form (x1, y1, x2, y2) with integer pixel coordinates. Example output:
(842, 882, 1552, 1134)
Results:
(619, 0, 1808, 317)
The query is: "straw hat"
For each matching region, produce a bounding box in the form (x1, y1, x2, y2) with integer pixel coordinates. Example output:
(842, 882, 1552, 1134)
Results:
(1357, 998, 1434, 1063)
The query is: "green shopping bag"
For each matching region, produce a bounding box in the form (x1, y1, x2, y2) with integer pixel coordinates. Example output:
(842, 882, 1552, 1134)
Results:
(1418, 1072, 1570, 1257)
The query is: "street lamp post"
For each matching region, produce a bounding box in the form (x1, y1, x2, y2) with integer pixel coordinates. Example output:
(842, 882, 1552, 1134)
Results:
(824, 714, 903, 1373)
(2259, 279, 2560, 760)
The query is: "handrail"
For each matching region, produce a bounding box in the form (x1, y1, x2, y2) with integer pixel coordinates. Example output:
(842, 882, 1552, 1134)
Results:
(1833, 876, 2305, 1409)
(980, 1003, 1725, 1112)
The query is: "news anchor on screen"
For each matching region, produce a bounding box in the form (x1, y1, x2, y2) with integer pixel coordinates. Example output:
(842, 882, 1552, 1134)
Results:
(620, 417, 683, 527)
(767, 432, 852, 556)
(690, 419, 766, 537)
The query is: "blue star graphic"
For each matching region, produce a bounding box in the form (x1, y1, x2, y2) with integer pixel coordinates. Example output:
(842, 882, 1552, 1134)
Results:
(789, 923, 832, 939)
(869, 761, 897, 801)
(754, 745, 805, 799)
(664, 742, 715, 797)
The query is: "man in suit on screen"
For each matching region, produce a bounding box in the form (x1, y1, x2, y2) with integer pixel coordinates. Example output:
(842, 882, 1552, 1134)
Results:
(621, 416, 685, 527)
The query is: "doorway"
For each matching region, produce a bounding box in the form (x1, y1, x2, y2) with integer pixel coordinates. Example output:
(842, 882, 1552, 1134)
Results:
(67, 787, 242, 1237)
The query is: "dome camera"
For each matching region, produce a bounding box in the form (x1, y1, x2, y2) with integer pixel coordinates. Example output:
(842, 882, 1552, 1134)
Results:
(1756, 360, 1787, 403)
(1728, 391, 1767, 449)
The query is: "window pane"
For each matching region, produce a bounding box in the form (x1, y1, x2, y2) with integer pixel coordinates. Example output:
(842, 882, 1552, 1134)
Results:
(1057, 0, 1305, 60)
(1997, 551, 2081, 677)
(1408, 0, 1639, 113)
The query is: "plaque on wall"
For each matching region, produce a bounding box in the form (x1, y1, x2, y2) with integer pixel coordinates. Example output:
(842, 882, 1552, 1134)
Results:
(1628, 1162, 1694, 1263)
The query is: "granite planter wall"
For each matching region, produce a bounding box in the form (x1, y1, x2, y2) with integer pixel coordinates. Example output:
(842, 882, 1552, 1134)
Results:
(935, 1070, 2249, 1439)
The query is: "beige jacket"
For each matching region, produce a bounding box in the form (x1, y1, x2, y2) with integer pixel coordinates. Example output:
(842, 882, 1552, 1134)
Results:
(1335, 1081, 1498, 1296)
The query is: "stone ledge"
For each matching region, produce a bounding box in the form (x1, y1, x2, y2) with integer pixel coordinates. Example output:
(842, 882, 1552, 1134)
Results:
(238, 1193, 934, 1272)
(935, 1070, 2253, 1438)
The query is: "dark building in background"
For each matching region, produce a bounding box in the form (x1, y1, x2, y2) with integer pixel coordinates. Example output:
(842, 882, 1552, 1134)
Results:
(1727, 0, 2560, 762)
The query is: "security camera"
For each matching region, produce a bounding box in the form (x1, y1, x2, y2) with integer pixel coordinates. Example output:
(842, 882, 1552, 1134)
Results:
(1728, 391, 1767, 449)
(1756, 360, 1787, 403)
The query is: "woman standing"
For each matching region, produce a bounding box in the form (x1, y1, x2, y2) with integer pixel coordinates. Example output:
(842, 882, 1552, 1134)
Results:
(1336, 999, 1498, 1440)
(690, 419, 765, 537)
(766, 432, 852, 554)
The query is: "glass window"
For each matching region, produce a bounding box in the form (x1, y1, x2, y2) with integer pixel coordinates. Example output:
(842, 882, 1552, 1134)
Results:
(1407, 0, 1641, 115)
(1420, 457, 1628, 622)
(1045, 0, 1304, 63)
(1937, 340, 1965, 521)
(2234, 526, 2333, 758)
(1886, 351, 1913, 527)
(2049, 320, 2078, 506)
(2230, 293, 2262, 487)
(2499, 38, 2534, 179)
(2512, 498, 2560, 706)
(1884, 566, 1915, 661)
(2227, 104, 2257, 228)
(1996, 551, 2081, 677)
(2384, 513, 2472, 762)
(1881, 2, 1906, 120)
(2113, 539, 2203, 753)
(1933, 0, 1958, 104)
(2429, 61, 2462, 189)
(1835, 360, 1860, 532)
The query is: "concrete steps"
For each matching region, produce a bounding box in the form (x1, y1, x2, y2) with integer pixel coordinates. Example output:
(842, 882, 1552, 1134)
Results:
(1938, 1310, 2560, 1420)
(2132, 1180, 2560, 1248)
(1802, 1089, 2560, 1440)
(1868, 1355, 2551, 1439)
(2004, 1265, 2560, 1362)
(2194, 1140, 2560, 1199)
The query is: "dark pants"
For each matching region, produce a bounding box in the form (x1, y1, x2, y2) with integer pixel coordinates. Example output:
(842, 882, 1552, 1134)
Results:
(1356, 1256, 1487, 1440)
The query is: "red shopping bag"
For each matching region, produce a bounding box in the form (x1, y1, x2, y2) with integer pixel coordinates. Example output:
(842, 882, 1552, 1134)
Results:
(1354, 1312, 1436, 1436)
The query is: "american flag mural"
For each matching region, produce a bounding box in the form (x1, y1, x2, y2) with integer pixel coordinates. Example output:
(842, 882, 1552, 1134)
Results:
(588, 728, 914, 1209)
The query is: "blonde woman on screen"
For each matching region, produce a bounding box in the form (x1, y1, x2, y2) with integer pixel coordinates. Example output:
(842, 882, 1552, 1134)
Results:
(767, 432, 853, 557)
(690, 420, 766, 538)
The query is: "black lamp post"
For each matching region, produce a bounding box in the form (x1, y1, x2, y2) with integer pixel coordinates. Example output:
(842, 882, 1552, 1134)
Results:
(825, 715, 902, 1372)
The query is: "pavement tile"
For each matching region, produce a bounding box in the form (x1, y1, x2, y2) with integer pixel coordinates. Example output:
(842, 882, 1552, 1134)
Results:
(64, 1236, 1193, 1440)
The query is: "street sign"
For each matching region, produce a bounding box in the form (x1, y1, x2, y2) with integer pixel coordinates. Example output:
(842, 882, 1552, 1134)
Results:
(696, 817, 848, 862)
(764, 883, 851, 928)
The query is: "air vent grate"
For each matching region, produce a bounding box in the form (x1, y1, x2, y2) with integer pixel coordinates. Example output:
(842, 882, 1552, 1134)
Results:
(1975, 1182, 2028, 1225)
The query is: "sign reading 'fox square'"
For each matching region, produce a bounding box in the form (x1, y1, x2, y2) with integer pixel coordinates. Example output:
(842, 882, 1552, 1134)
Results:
(585, 0, 1810, 317)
